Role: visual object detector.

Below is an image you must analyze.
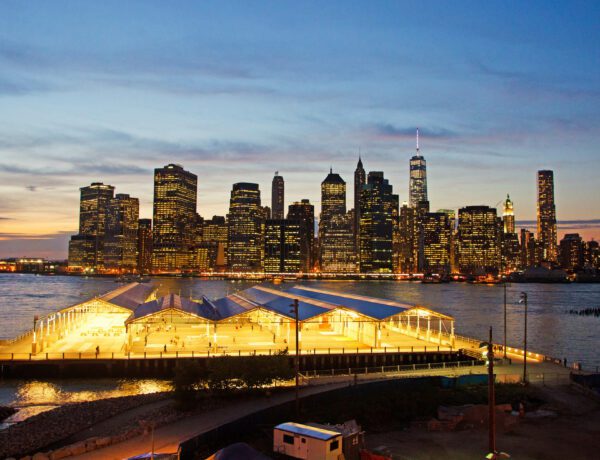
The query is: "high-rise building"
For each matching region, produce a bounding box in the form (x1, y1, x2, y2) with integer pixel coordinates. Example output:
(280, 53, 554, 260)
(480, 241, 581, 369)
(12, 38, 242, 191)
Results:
(502, 194, 515, 234)
(520, 229, 541, 269)
(319, 169, 356, 273)
(354, 156, 366, 252)
(559, 233, 584, 272)
(227, 183, 264, 272)
(359, 171, 398, 273)
(68, 182, 115, 269)
(422, 212, 453, 274)
(103, 194, 139, 271)
(409, 129, 428, 211)
(264, 219, 302, 273)
(271, 173, 285, 220)
(137, 219, 153, 274)
(398, 203, 418, 273)
(537, 170, 558, 263)
(152, 164, 198, 272)
(287, 199, 315, 272)
(196, 215, 228, 271)
(457, 206, 501, 274)
(584, 240, 600, 269)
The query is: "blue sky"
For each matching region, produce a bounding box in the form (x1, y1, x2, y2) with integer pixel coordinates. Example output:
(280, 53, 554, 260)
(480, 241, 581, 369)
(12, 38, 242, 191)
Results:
(1, 1, 599, 258)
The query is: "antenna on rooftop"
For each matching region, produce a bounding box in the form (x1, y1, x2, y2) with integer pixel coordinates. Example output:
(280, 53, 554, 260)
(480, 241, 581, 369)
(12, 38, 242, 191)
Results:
(416, 128, 420, 153)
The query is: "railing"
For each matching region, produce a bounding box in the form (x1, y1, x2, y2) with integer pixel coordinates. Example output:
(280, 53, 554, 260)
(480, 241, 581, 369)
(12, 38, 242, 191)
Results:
(0, 345, 458, 362)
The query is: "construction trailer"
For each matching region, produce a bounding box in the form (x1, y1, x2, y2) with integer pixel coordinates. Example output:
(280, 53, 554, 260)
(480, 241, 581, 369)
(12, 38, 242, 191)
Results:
(273, 422, 343, 460)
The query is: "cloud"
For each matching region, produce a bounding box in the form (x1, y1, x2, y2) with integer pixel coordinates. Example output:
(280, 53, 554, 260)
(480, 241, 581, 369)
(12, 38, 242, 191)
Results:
(25, 185, 37, 192)
(516, 219, 600, 230)
(370, 123, 458, 140)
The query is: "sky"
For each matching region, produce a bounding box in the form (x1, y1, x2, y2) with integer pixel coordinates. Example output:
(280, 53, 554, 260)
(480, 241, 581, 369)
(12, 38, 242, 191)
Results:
(0, 0, 599, 259)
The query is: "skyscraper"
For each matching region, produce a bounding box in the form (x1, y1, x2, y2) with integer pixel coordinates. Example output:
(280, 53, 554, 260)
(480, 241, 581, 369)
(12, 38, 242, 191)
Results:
(354, 156, 366, 251)
(137, 219, 153, 274)
(227, 183, 264, 272)
(359, 171, 398, 273)
(264, 219, 301, 273)
(409, 129, 428, 212)
(457, 205, 501, 274)
(398, 203, 418, 273)
(68, 182, 115, 269)
(152, 164, 198, 272)
(502, 194, 515, 234)
(271, 172, 285, 220)
(319, 169, 356, 273)
(537, 170, 558, 263)
(287, 199, 315, 272)
(520, 229, 541, 269)
(421, 212, 453, 274)
(103, 193, 139, 271)
(559, 233, 584, 272)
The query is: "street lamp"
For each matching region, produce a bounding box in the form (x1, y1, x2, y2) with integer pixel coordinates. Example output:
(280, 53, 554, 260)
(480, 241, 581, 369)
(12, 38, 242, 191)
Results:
(519, 292, 528, 383)
(479, 327, 496, 455)
(289, 299, 300, 418)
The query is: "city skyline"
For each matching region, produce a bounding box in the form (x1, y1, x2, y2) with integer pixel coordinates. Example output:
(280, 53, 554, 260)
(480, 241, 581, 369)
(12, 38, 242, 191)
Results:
(1, 1, 600, 258)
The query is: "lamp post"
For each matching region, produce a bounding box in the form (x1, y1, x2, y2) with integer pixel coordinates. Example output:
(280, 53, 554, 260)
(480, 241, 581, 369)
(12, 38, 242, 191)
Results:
(519, 292, 528, 383)
(503, 268, 507, 359)
(290, 299, 300, 418)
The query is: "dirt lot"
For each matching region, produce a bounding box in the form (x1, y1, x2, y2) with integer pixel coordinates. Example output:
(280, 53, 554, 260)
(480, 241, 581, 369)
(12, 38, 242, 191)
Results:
(366, 385, 600, 460)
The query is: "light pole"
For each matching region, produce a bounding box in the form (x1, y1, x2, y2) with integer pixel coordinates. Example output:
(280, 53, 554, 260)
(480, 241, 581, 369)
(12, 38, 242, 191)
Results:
(503, 268, 507, 359)
(290, 299, 300, 418)
(519, 292, 528, 383)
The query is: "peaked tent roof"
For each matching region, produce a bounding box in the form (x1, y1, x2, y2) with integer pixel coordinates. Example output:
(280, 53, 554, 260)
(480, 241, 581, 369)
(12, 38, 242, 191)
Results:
(129, 293, 218, 322)
(100, 283, 156, 310)
(237, 286, 330, 320)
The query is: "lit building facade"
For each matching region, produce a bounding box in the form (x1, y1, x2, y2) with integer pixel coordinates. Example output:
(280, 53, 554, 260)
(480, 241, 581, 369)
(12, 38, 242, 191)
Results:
(319, 169, 356, 273)
(520, 229, 541, 269)
(201, 216, 228, 270)
(409, 129, 428, 211)
(359, 171, 398, 273)
(227, 183, 264, 272)
(354, 157, 366, 253)
(559, 233, 584, 272)
(398, 203, 418, 273)
(502, 194, 515, 234)
(457, 205, 501, 274)
(68, 182, 115, 269)
(264, 219, 302, 273)
(103, 193, 139, 271)
(422, 212, 453, 274)
(271, 172, 285, 220)
(287, 199, 315, 272)
(537, 170, 558, 263)
(152, 164, 198, 272)
(137, 219, 153, 274)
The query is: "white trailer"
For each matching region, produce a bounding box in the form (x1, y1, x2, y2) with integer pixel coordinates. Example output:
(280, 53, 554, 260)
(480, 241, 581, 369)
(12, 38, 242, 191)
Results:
(274, 422, 343, 460)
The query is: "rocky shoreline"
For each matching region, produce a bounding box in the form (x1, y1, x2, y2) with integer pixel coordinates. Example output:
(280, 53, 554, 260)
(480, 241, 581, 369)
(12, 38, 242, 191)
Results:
(0, 393, 170, 459)
(0, 406, 17, 423)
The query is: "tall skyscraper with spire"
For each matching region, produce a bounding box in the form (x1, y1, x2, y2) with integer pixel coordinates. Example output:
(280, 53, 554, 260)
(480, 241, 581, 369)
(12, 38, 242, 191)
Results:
(502, 194, 515, 234)
(271, 172, 284, 220)
(537, 170, 558, 262)
(354, 155, 366, 252)
(409, 129, 429, 212)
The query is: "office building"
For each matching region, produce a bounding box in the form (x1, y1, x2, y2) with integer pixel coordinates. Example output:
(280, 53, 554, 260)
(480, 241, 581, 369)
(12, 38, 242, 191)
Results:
(103, 194, 139, 271)
(421, 212, 453, 274)
(354, 156, 366, 252)
(457, 206, 501, 274)
(227, 183, 264, 272)
(137, 219, 153, 274)
(559, 233, 584, 272)
(359, 171, 398, 273)
(398, 203, 418, 273)
(271, 172, 285, 220)
(409, 129, 429, 212)
(264, 219, 302, 273)
(152, 164, 198, 272)
(287, 199, 315, 272)
(537, 170, 558, 262)
(502, 194, 515, 234)
(319, 169, 356, 273)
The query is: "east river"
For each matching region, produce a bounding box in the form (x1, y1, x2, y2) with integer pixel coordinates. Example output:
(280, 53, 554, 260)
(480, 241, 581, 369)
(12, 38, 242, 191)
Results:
(1, 274, 599, 425)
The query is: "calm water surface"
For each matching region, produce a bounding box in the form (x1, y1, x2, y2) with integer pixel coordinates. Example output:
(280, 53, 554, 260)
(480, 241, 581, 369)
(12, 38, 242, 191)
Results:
(1, 274, 599, 420)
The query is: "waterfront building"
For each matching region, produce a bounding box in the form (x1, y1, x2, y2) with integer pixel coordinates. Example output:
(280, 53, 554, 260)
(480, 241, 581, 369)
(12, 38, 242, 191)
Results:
(137, 219, 153, 274)
(287, 199, 315, 272)
(559, 233, 584, 272)
(319, 169, 356, 273)
(584, 240, 600, 269)
(103, 194, 140, 271)
(152, 164, 198, 272)
(354, 156, 366, 253)
(537, 170, 558, 263)
(68, 182, 115, 269)
(398, 203, 418, 273)
(502, 194, 515, 234)
(271, 172, 285, 220)
(421, 212, 453, 274)
(457, 206, 501, 274)
(264, 219, 302, 273)
(520, 229, 541, 269)
(227, 183, 264, 272)
(201, 216, 228, 270)
(409, 129, 429, 212)
(359, 171, 398, 273)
